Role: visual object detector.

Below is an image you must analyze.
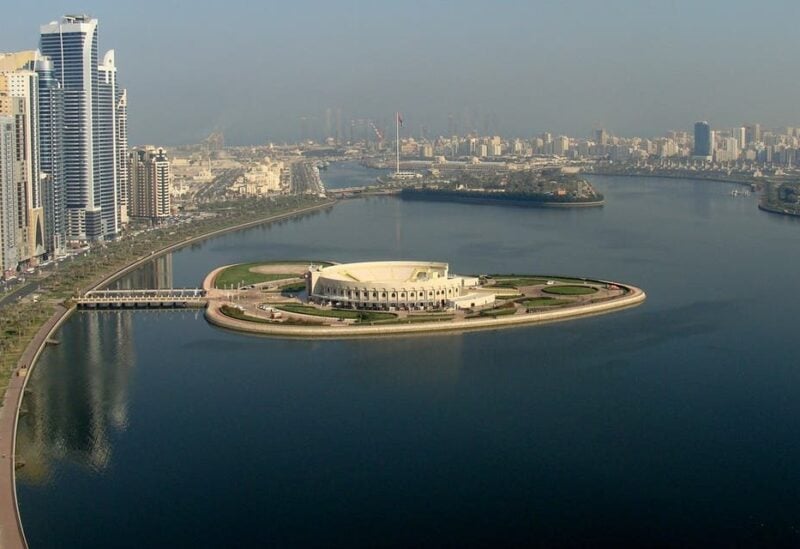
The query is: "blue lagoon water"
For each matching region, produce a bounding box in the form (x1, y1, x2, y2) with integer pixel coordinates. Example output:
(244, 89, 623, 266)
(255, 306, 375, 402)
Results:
(16, 175, 800, 546)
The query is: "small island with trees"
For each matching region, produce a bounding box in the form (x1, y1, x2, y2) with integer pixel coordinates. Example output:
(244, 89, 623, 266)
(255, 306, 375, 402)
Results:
(760, 181, 800, 217)
(399, 168, 604, 208)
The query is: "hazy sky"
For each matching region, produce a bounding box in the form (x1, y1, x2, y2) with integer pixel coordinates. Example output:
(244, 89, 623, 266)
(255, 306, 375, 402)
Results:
(7, 0, 799, 145)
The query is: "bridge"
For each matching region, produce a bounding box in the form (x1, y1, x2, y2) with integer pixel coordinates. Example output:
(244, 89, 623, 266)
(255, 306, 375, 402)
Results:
(76, 289, 207, 309)
(327, 186, 400, 197)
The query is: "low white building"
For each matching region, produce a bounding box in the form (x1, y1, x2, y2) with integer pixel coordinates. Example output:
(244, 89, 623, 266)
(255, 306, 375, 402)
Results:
(308, 261, 483, 310)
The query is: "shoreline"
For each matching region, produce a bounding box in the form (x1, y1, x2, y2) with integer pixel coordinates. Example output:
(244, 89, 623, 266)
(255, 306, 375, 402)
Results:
(399, 193, 604, 209)
(204, 283, 645, 339)
(757, 202, 800, 218)
(0, 198, 336, 549)
(587, 171, 757, 188)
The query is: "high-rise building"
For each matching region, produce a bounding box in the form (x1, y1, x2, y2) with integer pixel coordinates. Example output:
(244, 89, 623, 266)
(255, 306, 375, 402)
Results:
(0, 52, 46, 263)
(35, 55, 66, 255)
(693, 121, 712, 159)
(745, 124, 761, 146)
(97, 50, 120, 236)
(116, 88, 128, 226)
(732, 127, 746, 152)
(129, 147, 171, 221)
(40, 15, 124, 242)
(0, 115, 18, 277)
(40, 16, 100, 241)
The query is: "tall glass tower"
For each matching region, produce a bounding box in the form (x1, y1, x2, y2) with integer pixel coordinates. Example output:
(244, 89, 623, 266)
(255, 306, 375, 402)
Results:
(39, 15, 103, 241)
(35, 55, 65, 254)
(694, 121, 712, 158)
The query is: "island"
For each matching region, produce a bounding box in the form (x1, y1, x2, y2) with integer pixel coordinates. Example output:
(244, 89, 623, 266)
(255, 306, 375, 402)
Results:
(759, 181, 800, 217)
(398, 168, 604, 207)
(203, 260, 644, 338)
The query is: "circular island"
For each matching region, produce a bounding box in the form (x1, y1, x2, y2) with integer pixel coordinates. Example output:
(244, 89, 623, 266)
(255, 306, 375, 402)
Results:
(202, 260, 646, 338)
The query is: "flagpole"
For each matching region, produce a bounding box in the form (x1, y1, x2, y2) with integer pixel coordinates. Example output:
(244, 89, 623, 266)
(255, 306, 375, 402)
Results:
(395, 112, 400, 175)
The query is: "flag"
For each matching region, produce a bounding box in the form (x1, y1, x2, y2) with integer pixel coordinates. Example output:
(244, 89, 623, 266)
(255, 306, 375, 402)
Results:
(397, 112, 403, 127)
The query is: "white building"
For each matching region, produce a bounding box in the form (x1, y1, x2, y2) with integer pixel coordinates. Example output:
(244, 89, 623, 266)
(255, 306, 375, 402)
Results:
(307, 261, 492, 311)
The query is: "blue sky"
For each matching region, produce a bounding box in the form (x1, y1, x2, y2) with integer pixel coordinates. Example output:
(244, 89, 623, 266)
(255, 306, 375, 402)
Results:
(7, 0, 798, 144)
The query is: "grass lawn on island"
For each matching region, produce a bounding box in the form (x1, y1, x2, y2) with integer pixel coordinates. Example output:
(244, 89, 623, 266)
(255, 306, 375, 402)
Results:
(478, 303, 518, 317)
(278, 282, 307, 293)
(220, 305, 273, 324)
(541, 285, 598, 296)
(275, 304, 396, 322)
(214, 263, 303, 289)
(491, 275, 588, 288)
(522, 297, 570, 307)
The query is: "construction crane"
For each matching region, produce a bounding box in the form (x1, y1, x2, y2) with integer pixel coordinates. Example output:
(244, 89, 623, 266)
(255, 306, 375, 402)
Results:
(369, 121, 384, 148)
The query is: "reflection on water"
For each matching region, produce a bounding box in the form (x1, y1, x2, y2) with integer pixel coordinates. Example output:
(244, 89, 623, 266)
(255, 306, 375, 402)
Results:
(111, 254, 173, 290)
(16, 174, 800, 546)
(17, 311, 136, 483)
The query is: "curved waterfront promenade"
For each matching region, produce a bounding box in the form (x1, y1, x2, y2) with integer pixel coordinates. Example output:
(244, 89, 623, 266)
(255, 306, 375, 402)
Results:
(205, 284, 646, 338)
(0, 199, 336, 549)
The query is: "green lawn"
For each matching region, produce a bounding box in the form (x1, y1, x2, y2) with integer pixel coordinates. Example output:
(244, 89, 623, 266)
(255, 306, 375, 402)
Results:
(220, 305, 273, 324)
(275, 304, 396, 322)
(214, 263, 303, 289)
(541, 285, 598, 296)
(492, 278, 549, 288)
(478, 303, 518, 317)
(279, 282, 307, 293)
(522, 297, 569, 308)
(494, 293, 524, 300)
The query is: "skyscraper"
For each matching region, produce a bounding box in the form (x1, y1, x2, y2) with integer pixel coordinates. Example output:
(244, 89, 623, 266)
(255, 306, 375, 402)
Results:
(97, 50, 120, 236)
(0, 52, 46, 263)
(40, 16, 100, 241)
(40, 15, 124, 242)
(35, 55, 66, 255)
(693, 121, 712, 159)
(116, 89, 128, 226)
(0, 115, 18, 277)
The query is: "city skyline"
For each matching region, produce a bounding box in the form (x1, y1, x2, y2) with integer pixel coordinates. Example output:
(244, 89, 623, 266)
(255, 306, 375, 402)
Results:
(6, 0, 800, 145)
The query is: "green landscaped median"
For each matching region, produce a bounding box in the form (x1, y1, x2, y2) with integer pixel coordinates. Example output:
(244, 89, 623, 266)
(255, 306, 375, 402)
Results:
(275, 304, 397, 322)
(541, 285, 598, 295)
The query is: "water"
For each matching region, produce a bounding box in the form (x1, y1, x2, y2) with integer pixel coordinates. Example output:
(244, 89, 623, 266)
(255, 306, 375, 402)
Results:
(16, 174, 800, 546)
(320, 160, 388, 190)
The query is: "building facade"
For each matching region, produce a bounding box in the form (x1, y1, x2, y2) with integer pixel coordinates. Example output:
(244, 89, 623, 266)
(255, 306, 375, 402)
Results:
(40, 15, 124, 242)
(35, 55, 66, 255)
(694, 121, 712, 159)
(0, 52, 46, 264)
(308, 261, 482, 310)
(129, 147, 171, 221)
(0, 115, 18, 277)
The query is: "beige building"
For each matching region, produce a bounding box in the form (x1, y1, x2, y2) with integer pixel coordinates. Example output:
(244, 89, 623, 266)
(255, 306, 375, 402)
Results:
(0, 51, 46, 264)
(308, 261, 493, 311)
(231, 158, 284, 196)
(129, 147, 171, 221)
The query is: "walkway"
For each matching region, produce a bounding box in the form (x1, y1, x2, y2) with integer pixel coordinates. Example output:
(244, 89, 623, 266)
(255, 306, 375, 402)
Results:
(0, 304, 68, 549)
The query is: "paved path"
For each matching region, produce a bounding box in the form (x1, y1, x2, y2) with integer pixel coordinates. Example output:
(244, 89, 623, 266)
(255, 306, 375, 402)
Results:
(0, 305, 69, 549)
